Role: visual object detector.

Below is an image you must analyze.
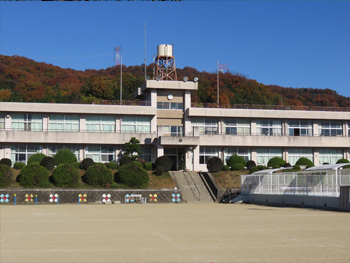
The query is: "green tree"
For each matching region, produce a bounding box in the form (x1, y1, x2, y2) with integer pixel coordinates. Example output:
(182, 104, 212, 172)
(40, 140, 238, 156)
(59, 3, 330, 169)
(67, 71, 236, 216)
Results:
(123, 137, 142, 161)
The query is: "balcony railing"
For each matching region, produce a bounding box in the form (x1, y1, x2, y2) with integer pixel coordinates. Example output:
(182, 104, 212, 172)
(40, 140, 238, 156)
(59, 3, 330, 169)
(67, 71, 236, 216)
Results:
(98, 100, 151, 106)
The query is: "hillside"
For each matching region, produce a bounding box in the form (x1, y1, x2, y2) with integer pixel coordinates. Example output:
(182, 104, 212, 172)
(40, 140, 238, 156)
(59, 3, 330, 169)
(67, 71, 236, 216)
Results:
(0, 54, 349, 107)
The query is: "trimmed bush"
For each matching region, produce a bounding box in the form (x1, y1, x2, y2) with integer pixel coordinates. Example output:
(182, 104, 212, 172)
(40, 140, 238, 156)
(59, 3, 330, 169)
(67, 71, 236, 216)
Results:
(257, 165, 267, 170)
(85, 165, 114, 187)
(207, 157, 223, 173)
(0, 164, 14, 187)
(120, 156, 132, 167)
(222, 165, 230, 171)
(283, 162, 292, 168)
(293, 164, 301, 170)
(336, 159, 350, 164)
(40, 157, 55, 171)
(107, 161, 118, 170)
(132, 161, 143, 169)
(28, 153, 46, 165)
(71, 162, 81, 169)
(295, 157, 314, 168)
(231, 163, 245, 171)
(54, 148, 77, 165)
(249, 167, 259, 174)
(227, 154, 246, 167)
(13, 162, 26, 170)
(155, 156, 173, 172)
(19, 163, 50, 188)
(267, 157, 286, 168)
(0, 158, 12, 167)
(81, 158, 95, 170)
(155, 165, 165, 176)
(52, 164, 80, 188)
(144, 162, 153, 171)
(246, 160, 256, 170)
(118, 163, 149, 188)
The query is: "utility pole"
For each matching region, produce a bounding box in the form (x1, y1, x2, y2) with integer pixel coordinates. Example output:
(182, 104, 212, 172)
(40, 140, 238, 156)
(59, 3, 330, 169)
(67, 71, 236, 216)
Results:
(144, 23, 147, 80)
(120, 54, 122, 105)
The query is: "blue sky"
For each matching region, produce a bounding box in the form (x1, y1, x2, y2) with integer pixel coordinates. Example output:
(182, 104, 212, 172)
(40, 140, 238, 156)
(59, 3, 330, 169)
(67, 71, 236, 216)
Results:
(1, 1, 349, 97)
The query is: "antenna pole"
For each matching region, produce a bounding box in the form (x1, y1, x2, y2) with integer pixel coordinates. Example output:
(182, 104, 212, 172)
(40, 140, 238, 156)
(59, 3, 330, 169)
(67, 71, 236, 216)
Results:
(217, 59, 219, 107)
(144, 23, 147, 80)
(120, 54, 123, 105)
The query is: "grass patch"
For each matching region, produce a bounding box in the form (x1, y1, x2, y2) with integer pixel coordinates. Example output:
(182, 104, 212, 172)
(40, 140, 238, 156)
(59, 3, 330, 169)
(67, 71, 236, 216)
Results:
(147, 171, 175, 189)
(211, 170, 249, 189)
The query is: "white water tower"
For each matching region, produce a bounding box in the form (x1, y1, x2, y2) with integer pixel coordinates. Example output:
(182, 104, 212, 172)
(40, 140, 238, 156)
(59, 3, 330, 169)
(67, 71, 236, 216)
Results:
(154, 44, 177, 81)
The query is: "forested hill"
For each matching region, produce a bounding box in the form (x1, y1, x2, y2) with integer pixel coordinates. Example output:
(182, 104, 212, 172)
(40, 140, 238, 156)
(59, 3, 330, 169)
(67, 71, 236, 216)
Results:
(0, 54, 349, 107)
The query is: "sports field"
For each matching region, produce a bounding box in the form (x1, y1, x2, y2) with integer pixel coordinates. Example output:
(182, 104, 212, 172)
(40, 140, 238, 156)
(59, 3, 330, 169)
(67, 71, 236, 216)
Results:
(1, 203, 349, 263)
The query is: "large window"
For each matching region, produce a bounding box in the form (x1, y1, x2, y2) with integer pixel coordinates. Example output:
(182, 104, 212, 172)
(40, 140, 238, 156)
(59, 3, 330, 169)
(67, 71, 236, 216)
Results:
(162, 126, 183, 136)
(224, 119, 250, 135)
(11, 114, 42, 131)
(319, 121, 343, 137)
(191, 118, 218, 135)
(0, 114, 4, 130)
(256, 120, 282, 136)
(11, 145, 42, 164)
(199, 147, 218, 164)
(48, 145, 80, 161)
(49, 114, 80, 132)
(256, 148, 283, 166)
(157, 102, 183, 110)
(288, 148, 313, 165)
(224, 147, 251, 164)
(86, 115, 115, 133)
(85, 146, 115, 162)
(288, 120, 313, 136)
(121, 116, 151, 133)
(319, 149, 343, 164)
(141, 146, 152, 162)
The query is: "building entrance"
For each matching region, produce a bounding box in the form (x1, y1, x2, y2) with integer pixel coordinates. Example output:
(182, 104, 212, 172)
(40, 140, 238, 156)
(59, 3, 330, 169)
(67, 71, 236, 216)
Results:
(164, 147, 185, 171)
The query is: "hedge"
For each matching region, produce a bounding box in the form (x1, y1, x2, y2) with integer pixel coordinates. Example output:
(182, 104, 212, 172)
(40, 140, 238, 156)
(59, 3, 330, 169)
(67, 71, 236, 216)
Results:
(52, 164, 80, 188)
(40, 157, 55, 171)
(54, 148, 77, 165)
(107, 161, 118, 170)
(207, 157, 223, 173)
(19, 163, 50, 188)
(118, 163, 149, 188)
(13, 162, 26, 170)
(0, 164, 14, 187)
(144, 162, 153, 171)
(85, 165, 114, 187)
(119, 156, 132, 167)
(28, 153, 46, 165)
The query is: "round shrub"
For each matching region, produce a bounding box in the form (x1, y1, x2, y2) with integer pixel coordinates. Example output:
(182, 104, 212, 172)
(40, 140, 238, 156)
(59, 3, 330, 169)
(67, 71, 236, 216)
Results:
(40, 157, 55, 171)
(155, 165, 165, 176)
(81, 158, 95, 170)
(295, 157, 314, 168)
(336, 159, 350, 164)
(85, 165, 114, 187)
(231, 163, 245, 171)
(71, 162, 81, 169)
(272, 165, 280, 169)
(249, 167, 259, 174)
(132, 161, 144, 169)
(246, 160, 256, 170)
(144, 162, 153, 171)
(13, 162, 26, 170)
(119, 156, 132, 167)
(293, 164, 301, 170)
(0, 158, 12, 167)
(257, 165, 267, 170)
(107, 161, 118, 170)
(283, 162, 292, 168)
(0, 164, 14, 187)
(118, 163, 149, 188)
(28, 153, 46, 165)
(19, 163, 50, 188)
(267, 157, 286, 168)
(222, 165, 230, 171)
(207, 157, 223, 173)
(155, 156, 173, 172)
(54, 148, 77, 165)
(52, 164, 80, 188)
(227, 154, 246, 167)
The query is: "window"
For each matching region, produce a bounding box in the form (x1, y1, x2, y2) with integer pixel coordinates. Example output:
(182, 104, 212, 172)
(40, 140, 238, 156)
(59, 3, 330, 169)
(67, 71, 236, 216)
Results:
(319, 149, 343, 164)
(256, 148, 283, 166)
(191, 118, 218, 135)
(49, 114, 80, 132)
(48, 145, 80, 161)
(0, 114, 4, 130)
(224, 147, 251, 164)
(288, 148, 313, 165)
(11, 145, 42, 164)
(288, 120, 312, 136)
(11, 114, 43, 131)
(85, 146, 115, 162)
(141, 146, 151, 162)
(319, 121, 343, 137)
(157, 102, 183, 110)
(121, 116, 151, 133)
(86, 115, 115, 133)
(256, 120, 282, 136)
(162, 126, 183, 136)
(224, 119, 250, 135)
(199, 147, 218, 164)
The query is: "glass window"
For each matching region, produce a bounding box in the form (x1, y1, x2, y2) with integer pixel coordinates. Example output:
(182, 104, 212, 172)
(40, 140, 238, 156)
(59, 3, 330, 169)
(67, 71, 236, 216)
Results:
(48, 145, 80, 161)
(288, 120, 313, 136)
(162, 126, 183, 136)
(191, 118, 218, 135)
(256, 120, 282, 136)
(224, 119, 250, 135)
(11, 114, 43, 131)
(157, 102, 183, 110)
(256, 148, 283, 166)
(85, 145, 115, 162)
(121, 116, 151, 133)
(86, 115, 115, 133)
(287, 148, 313, 165)
(49, 114, 80, 132)
(319, 149, 343, 164)
(319, 121, 343, 137)
(224, 147, 251, 164)
(199, 147, 219, 164)
(11, 144, 42, 164)
(0, 113, 5, 130)
(141, 146, 152, 162)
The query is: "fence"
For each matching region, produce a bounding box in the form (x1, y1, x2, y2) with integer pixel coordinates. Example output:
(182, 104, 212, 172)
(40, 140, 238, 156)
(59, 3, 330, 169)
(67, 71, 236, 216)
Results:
(241, 168, 350, 197)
